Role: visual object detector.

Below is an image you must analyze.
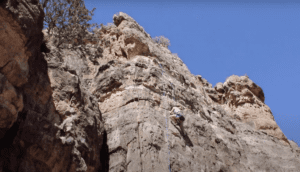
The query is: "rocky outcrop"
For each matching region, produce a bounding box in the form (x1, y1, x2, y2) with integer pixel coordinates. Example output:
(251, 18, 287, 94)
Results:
(0, 0, 104, 171)
(204, 75, 290, 146)
(1, 1, 299, 171)
(76, 12, 299, 171)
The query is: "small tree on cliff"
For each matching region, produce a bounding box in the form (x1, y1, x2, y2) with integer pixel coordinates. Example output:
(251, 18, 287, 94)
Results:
(39, 0, 102, 60)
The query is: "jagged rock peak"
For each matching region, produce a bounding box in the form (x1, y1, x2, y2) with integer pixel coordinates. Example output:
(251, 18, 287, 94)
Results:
(204, 74, 289, 146)
(1, 2, 300, 171)
(223, 74, 265, 102)
(113, 12, 151, 39)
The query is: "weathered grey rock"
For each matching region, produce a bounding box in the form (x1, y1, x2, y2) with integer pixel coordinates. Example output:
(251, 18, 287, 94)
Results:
(205, 75, 290, 146)
(88, 12, 300, 172)
(1, 2, 300, 171)
(289, 139, 300, 154)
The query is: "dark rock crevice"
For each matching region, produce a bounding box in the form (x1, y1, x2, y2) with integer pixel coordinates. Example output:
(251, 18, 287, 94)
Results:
(0, 109, 27, 172)
(99, 131, 109, 172)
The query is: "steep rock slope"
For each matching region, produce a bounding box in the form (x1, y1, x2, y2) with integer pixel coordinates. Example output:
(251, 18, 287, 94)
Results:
(1, 0, 299, 170)
(0, 0, 104, 171)
(67, 12, 299, 172)
(204, 75, 290, 146)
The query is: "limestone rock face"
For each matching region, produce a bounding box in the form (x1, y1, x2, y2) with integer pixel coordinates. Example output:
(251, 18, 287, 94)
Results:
(1, 2, 300, 171)
(81, 12, 300, 172)
(204, 75, 290, 146)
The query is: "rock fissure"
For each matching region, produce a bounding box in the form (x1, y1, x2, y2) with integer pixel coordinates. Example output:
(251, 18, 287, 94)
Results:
(1, 7, 299, 172)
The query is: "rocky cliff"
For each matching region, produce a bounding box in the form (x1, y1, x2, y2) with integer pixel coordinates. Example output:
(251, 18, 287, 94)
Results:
(203, 75, 290, 146)
(0, 0, 299, 171)
(0, 0, 104, 171)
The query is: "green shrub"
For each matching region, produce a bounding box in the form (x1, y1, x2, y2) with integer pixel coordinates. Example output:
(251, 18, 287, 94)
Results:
(40, 0, 101, 60)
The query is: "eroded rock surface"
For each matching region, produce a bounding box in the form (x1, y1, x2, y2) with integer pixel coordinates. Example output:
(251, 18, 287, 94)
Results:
(77, 12, 299, 172)
(0, 0, 104, 172)
(1, 1, 299, 171)
(204, 75, 290, 146)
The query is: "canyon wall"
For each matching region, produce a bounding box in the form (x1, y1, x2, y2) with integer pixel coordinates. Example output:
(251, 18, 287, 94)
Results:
(0, 0, 104, 171)
(0, 0, 299, 171)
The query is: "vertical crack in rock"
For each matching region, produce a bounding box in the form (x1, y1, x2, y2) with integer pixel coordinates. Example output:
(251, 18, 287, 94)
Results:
(99, 131, 109, 172)
(135, 65, 143, 172)
(2, 3, 300, 171)
(137, 122, 143, 172)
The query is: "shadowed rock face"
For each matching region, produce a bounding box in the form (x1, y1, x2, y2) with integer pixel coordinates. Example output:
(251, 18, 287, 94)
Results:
(1, 2, 300, 172)
(0, 0, 104, 171)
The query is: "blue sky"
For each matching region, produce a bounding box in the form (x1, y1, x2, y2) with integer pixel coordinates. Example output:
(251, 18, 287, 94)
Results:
(42, 0, 300, 146)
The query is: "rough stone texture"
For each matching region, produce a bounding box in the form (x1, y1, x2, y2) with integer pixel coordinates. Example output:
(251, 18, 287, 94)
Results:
(204, 75, 290, 146)
(79, 12, 300, 172)
(0, 0, 104, 172)
(1, 3, 300, 171)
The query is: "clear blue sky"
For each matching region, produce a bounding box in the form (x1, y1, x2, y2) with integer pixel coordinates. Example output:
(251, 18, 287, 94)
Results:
(42, 0, 300, 146)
